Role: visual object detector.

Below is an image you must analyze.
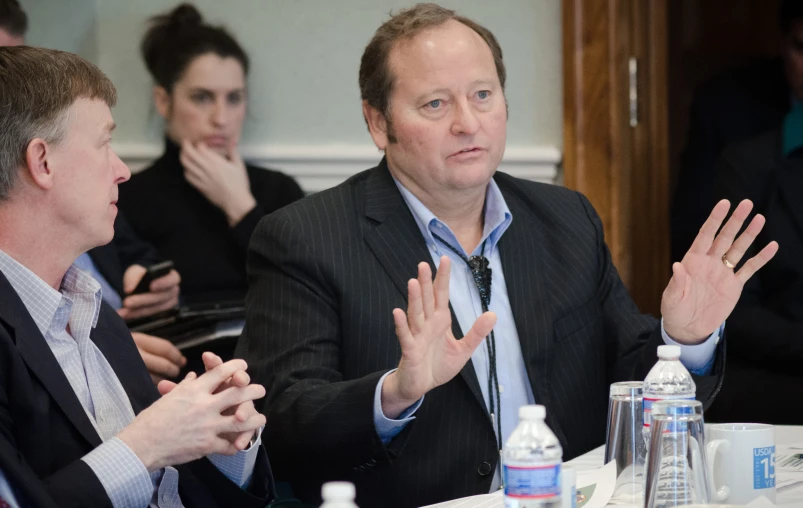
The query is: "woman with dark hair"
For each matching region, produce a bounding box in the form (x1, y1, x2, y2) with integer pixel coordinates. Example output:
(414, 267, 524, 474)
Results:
(120, 3, 304, 305)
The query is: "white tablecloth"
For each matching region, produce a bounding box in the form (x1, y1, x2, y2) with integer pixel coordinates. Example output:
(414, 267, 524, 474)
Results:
(564, 425, 803, 507)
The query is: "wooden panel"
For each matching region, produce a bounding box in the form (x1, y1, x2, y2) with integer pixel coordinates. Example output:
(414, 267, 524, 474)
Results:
(563, 0, 627, 282)
(563, 0, 671, 314)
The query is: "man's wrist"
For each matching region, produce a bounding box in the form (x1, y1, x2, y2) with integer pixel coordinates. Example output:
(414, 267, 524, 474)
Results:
(381, 371, 421, 419)
(117, 424, 159, 472)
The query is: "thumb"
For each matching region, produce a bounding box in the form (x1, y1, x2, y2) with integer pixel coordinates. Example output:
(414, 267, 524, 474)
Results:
(157, 379, 178, 396)
(123, 265, 147, 295)
(662, 262, 688, 308)
(461, 311, 497, 352)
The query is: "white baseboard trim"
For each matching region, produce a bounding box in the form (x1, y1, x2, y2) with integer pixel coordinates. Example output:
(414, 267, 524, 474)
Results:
(113, 143, 563, 193)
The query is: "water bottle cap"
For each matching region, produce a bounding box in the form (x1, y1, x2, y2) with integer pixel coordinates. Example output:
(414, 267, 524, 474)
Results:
(519, 404, 546, 420)
(321, 482, 356, 501)
(657, 345, 681, 359)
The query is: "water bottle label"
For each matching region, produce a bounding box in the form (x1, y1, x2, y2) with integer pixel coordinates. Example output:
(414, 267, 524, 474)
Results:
(503, 463, 561, 499)
(642, 395, 694, 428)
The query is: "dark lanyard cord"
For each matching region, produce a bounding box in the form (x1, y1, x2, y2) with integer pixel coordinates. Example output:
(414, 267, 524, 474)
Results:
(431, 233, 503, 453)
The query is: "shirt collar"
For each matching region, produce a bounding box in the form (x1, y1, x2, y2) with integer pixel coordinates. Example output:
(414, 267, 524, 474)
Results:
(0, 250, 103, 337)
(393, 177, 513, 258)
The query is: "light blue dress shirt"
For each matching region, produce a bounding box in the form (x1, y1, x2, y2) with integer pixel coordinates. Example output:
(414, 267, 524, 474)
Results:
(0, 250, 260, 507)
(372, 178, 721, 490)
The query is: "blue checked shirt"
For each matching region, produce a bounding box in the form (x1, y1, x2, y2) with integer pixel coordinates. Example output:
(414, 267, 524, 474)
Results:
(373, 178, 721, 491)
(0, 250, 260, 508)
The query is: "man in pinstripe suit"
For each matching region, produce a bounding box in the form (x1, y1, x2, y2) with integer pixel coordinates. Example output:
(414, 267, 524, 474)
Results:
(238, 4, 778, 507)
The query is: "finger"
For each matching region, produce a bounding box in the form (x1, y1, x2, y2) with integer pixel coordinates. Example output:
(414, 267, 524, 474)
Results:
(217, 412, 267, 437)
(122, 265, 147, 295)
(662, 262, 689, 308)
(213, 384, 267, 412)
(149, 269, 181, 292)
(133, 333, 186, 366)
(234, 401, 256, 421)
(736, 241, 779, 284)
(709, 199, 753, 257)
(433, 256, 451, 310)
(157, 379, 177, 395)
(230, 369, 250, 388)
(461, 311, 497, 352)
(393, 308, 415, 351)
(233, 430, 255, 451)
(226, 140, 243, 164)
(122, 287, 179, 310)
(687, 200, 731, 256)
(138, 349, 182, 379)
(151, 373, 166, 386)
(202, 352, 224, 372)
(210, 437, 240, 456)
(406, 278, 425, 335)
(722, 213, 766, 266)
(197, 359, 249, 392)
(418, 262, 435, 318)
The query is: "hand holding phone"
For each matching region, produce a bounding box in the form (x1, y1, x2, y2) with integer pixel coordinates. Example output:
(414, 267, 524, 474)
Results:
(132, 260, 175, 295)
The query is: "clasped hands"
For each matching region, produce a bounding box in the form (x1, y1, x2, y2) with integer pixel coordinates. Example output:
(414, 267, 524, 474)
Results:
(382, 199, 779, 417)
(118, 352, 266, 472)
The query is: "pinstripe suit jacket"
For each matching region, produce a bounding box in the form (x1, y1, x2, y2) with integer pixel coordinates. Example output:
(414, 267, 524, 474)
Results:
(238, 159, 725, 508)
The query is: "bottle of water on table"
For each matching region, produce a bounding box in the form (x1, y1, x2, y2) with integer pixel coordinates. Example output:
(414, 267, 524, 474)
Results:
(642, 345, 695, 459)
(503, 405, 562, 508)
(321, 481, 359, 508)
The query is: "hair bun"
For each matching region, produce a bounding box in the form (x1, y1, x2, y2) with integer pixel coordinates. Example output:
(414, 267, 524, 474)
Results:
(167, 3, 203, 29)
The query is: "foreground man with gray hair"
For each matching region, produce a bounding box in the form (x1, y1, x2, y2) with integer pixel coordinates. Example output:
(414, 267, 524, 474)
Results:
(0, 46, 274, 508)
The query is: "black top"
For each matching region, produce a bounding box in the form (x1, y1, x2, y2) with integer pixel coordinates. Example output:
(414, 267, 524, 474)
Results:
(119, 139, 304, 303)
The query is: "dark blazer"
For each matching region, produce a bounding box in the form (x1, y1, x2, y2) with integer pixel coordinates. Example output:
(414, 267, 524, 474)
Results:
(707, 129, 803, 424)
(671, 58, 790, 263)
(88, 212, 162, 296)
(0, 271, 274, 508)
(237, 160, 725, 508)
(0, 432, 58, 508)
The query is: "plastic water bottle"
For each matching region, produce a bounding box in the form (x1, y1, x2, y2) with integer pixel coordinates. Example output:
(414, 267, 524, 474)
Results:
(642, 345, 695, 458)
(503, 405, 562, 508)
(321, 481, 359, 508)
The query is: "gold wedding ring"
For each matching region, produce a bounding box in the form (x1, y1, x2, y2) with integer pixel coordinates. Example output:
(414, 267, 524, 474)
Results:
(721, 253, 735, 269)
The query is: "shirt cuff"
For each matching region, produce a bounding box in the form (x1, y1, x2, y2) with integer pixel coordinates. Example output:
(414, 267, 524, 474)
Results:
(374, 369, 424, 445)
(81, 437, 153, 508)
(207, 427, 263, 488)
(661, 318, 723, 375)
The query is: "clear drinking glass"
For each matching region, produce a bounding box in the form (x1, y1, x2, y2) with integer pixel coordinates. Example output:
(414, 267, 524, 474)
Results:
(605, 381, 646, 504)
(644, 400, 712, 508)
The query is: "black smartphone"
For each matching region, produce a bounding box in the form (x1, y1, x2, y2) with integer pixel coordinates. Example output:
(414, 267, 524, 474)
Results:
(131, 260, 174, 295)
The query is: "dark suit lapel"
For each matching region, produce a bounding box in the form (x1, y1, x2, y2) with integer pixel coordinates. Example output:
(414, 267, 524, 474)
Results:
(0, 273, 102, 449)
(775, 156, 803, 240)
(361, 160, 487, 413)
(496, 183, 556, 421)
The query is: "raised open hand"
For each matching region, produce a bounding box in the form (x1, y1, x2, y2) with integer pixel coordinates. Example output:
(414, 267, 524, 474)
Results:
(662, 199, 778, 343)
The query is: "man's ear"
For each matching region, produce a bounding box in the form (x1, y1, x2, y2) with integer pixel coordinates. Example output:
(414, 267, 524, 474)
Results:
(362, 101, 390, 151)
(153, 86, 171, 119)
(24, 138, 55, 191)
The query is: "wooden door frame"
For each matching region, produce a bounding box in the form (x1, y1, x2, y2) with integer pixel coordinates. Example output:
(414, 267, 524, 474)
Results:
(563, 0, 670, 314)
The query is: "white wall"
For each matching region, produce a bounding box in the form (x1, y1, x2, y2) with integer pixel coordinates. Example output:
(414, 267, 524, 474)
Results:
(23, 0, 563, 191)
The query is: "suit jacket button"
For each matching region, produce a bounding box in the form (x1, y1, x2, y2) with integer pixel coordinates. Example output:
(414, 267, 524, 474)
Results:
(477, 461, 493, 476)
